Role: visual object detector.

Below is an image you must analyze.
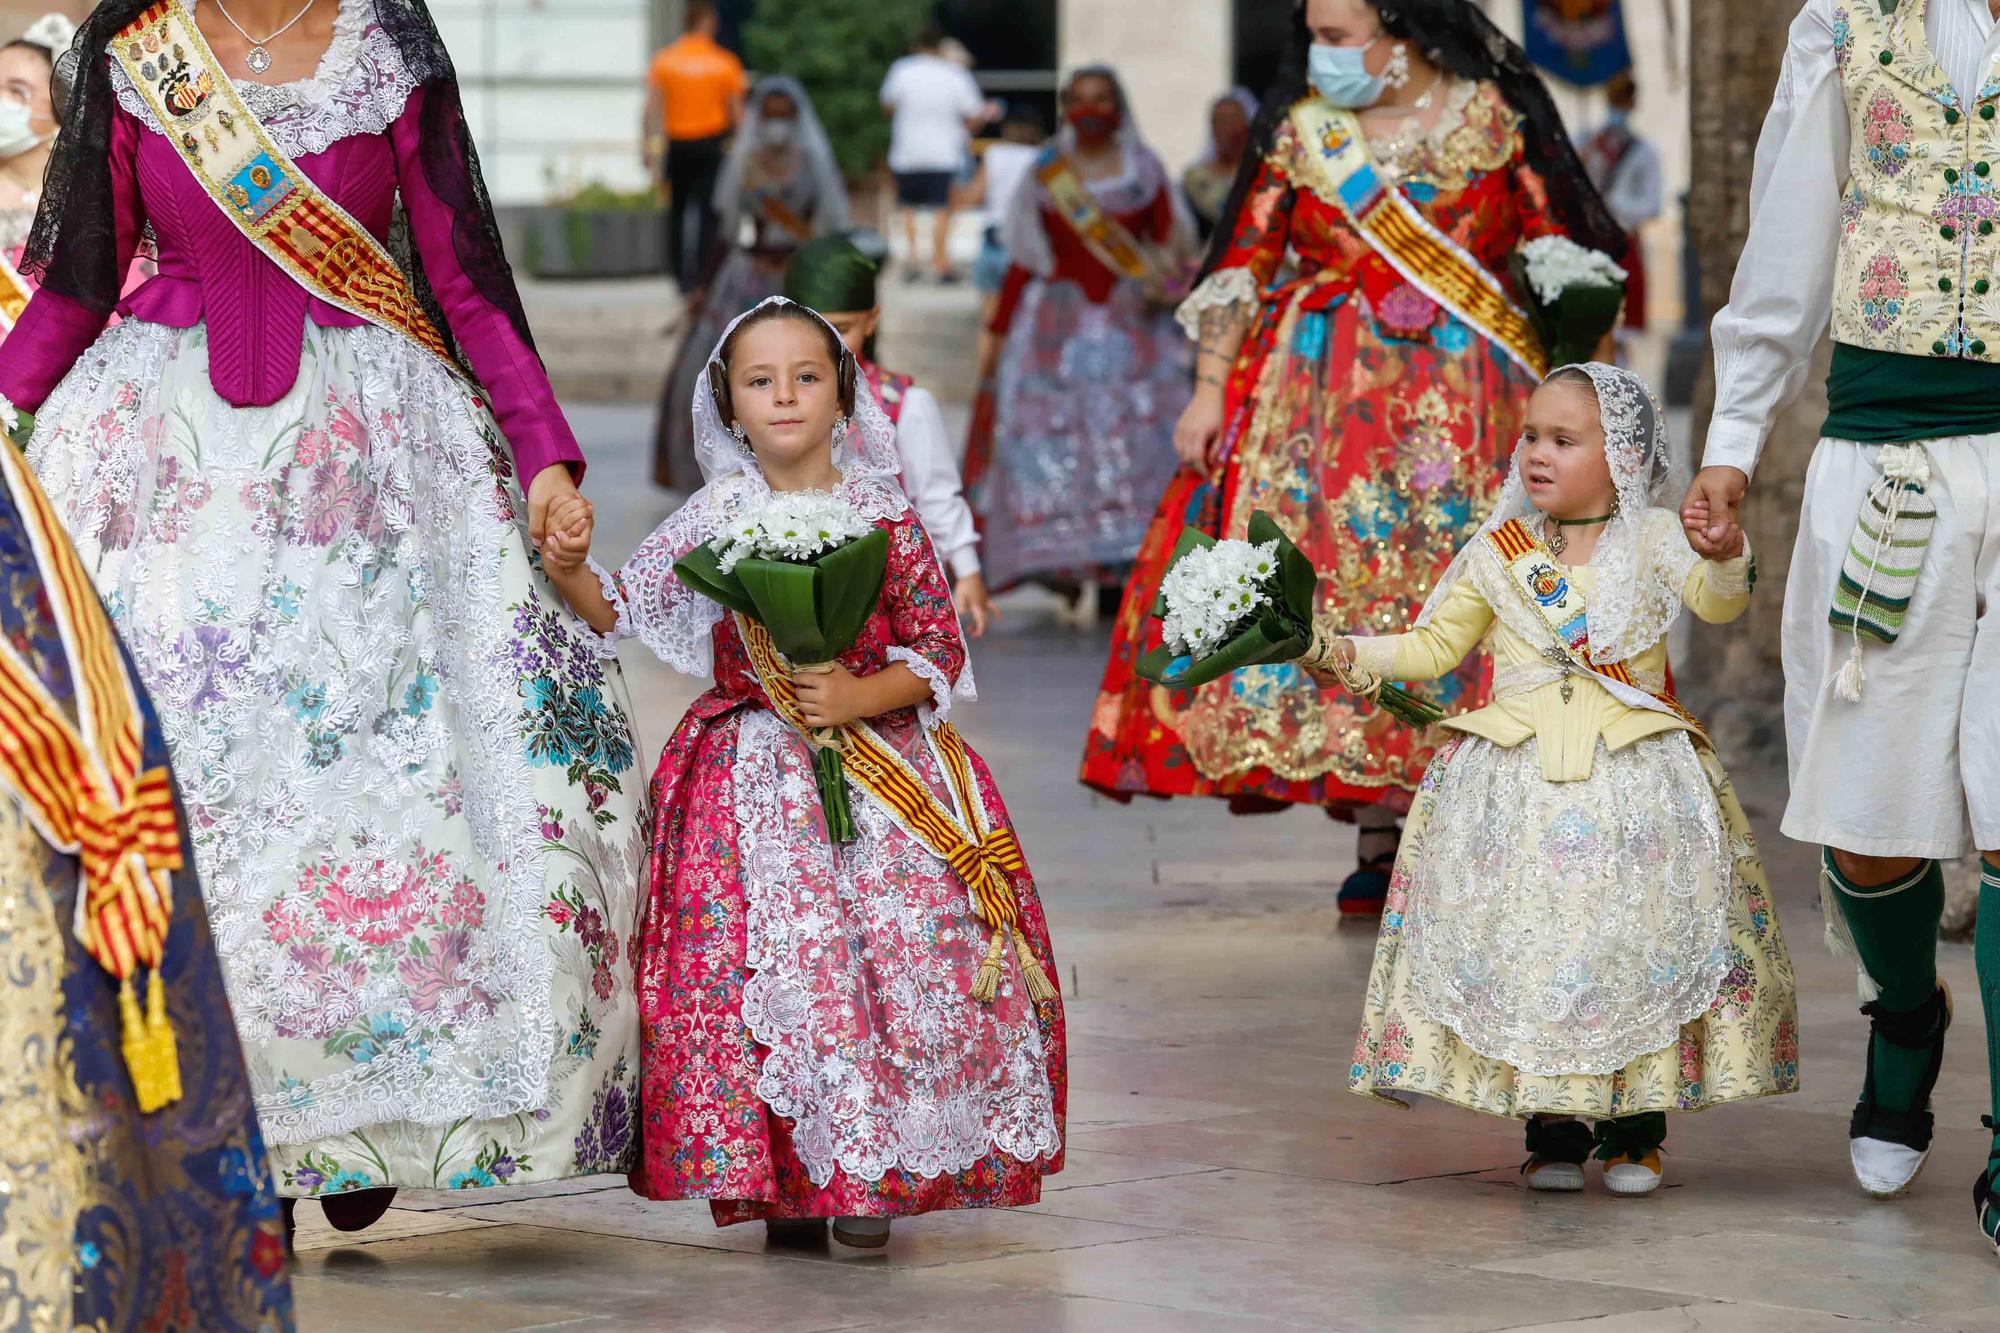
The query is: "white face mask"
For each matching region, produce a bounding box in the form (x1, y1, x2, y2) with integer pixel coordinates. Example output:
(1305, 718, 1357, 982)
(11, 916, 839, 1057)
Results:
(759, 119, 797, 150)
(0, 99, 45, 159)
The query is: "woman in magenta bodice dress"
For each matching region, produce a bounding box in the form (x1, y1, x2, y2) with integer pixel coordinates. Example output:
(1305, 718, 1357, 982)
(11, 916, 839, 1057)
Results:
(0, 0, 646, 1224)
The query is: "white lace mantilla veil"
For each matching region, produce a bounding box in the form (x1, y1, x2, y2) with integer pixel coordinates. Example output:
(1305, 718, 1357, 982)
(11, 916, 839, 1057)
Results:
(592, 297, 974, 699)
(713, 74, 850, 242)
(1414, 361, 1696, 669)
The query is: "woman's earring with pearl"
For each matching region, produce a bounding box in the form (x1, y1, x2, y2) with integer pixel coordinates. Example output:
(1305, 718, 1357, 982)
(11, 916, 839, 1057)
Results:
(1383, 42, 1411, 90)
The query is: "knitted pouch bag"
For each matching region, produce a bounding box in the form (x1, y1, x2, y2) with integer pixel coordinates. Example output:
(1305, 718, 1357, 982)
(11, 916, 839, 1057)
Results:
(1827, 443, 1937, 701)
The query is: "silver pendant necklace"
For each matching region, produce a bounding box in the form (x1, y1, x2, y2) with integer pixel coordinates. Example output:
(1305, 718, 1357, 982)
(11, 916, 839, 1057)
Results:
(211, 0, 319, 75)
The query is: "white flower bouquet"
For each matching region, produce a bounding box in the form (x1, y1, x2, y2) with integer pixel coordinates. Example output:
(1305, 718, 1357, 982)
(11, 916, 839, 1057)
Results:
(1512, 235, 1630, 368)
(1158, 538, 1283, 660)
(712, 493, 876, 574)
(1137, 511, 1442, 728)
(675, 491, 890, 842)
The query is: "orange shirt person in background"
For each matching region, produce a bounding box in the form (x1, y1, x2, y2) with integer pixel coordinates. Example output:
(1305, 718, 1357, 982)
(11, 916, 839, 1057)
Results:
(643, 1, 747, 291)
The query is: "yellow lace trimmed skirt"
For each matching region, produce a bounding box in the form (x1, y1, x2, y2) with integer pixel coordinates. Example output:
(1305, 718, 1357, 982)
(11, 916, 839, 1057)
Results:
(1348, 735, 1801, 1119)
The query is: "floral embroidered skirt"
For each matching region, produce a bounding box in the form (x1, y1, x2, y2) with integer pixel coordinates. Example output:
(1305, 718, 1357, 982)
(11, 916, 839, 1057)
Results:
(1079, 299, 1532, 812)
(1350, 735, 1800, 1118)
(974, 277, 1188, 592)
(29, 320, 647, 1194)
(631, 702, 1066, 1223)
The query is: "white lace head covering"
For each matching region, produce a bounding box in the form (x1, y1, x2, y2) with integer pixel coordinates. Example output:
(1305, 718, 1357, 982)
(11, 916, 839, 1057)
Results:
(689, 295, 902, 497)
(999, 64, 1190, 278)
(16, 12, 74, 62)
(604, 298, 915, 680)
(1195, 87, 1259, 168)
(1417, 361, 1693, 666)
(713, 75, 850, 243)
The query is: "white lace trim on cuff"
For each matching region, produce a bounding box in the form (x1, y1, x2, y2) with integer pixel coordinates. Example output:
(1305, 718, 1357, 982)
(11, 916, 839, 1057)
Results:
(1174, 267, 1260, 342)
(571, 556, 630, 660)
(1349, 634, 1400, 681)
(887, 646, 956, 725)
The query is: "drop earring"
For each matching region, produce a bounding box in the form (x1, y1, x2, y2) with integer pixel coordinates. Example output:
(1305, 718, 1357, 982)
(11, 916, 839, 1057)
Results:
(730, 420, 752, 456)
(1383, 42, 1411, 90)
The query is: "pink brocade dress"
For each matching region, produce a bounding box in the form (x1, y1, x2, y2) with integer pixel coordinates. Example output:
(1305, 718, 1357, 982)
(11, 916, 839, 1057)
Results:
(607, 505, 1067, 1222)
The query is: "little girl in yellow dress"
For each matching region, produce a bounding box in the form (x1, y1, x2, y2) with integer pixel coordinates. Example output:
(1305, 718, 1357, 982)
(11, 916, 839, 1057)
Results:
(1311, 363, 1798, 1195)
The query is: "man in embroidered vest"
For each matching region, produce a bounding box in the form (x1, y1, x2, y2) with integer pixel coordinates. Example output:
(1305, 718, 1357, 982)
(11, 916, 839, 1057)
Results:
(1684, 0, 2000, 1252)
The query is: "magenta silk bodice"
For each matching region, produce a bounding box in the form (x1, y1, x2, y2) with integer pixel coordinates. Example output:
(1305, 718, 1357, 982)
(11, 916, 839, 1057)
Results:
(0, 82, 583, 485)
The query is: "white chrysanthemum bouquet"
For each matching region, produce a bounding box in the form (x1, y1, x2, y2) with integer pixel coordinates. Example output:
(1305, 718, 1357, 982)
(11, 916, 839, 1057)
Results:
(1513, 235, 1630, 368)
(1158, 538, 1282, 659)
(713, 493, 876, 574)
(675, 491, 890, 842)
(1137, 511, 1442, 728)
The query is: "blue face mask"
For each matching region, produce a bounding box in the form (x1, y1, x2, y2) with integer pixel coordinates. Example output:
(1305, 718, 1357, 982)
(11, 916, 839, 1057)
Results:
(1309, 41, 1387, 109)
(1606, 109, 1631, 130)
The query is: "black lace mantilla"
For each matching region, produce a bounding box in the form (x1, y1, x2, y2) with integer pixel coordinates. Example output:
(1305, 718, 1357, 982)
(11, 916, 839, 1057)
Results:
(1198, 0, 1627, 282)
(27, 0, 535, 354)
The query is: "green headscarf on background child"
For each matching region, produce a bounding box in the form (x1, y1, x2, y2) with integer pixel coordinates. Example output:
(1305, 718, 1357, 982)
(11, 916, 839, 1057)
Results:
(784, 235, 882, 359)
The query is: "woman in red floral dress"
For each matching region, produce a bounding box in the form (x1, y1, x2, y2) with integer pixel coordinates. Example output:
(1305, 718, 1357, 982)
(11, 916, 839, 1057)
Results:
(1079, 0, 1626, 911)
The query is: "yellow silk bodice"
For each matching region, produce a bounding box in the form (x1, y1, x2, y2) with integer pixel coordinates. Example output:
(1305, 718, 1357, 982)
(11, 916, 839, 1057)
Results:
(1345, 555, 1752, 782)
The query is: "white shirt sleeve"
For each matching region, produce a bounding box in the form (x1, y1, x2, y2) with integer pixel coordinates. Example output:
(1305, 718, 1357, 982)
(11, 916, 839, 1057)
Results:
(894, 386, 981, 578)
(1603, 139, 1664, 231)
(1702, 0, 1847, 478)
(879, 60, 905, 107)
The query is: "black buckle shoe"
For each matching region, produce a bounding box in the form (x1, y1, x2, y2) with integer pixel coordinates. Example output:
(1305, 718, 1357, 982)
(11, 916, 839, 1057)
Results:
(1975, 1116, 2000, 1256)
(1851, 985, 1951, 1154)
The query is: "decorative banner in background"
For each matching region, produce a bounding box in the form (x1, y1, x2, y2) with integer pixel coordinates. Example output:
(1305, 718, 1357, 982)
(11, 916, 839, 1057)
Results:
(1523, 0, 1632, 88)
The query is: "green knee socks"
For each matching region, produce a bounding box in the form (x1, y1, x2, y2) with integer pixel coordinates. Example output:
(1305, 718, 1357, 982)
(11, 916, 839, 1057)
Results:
(1978, 861, 2000, 1132)
(1827, 853, 1945, 1115)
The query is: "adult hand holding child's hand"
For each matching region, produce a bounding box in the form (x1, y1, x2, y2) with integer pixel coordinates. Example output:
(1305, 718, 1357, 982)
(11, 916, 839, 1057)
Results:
(1681, 466, 1748, 559)
(540, 493, 595, 575)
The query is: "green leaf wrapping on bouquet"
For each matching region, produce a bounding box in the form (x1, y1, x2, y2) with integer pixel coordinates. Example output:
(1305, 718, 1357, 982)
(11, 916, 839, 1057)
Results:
(731, 526, 891, 664)
(729, 527, 890, 846)
(1510, 252, 1627, 369)
(1135, 511, 1314, 688)
(672, 542, 759, 619)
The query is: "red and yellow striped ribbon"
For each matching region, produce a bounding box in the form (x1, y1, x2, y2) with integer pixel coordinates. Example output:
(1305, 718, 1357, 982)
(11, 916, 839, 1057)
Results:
(1485, 517, 1708, 743)
(0, 249, 32, 333)
(1360, 197, 1547, 377)
(739, 616, 1055, 1002)
(0, 436, 184, 1109)
(1037, 154, 1156, 283)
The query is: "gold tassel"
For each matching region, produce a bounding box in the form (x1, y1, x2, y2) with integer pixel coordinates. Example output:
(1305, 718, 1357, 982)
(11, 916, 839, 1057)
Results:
(969, 928, 1006, 1003)
(1014, 937, 1059, 1004)
(120, 969, 181, 1114)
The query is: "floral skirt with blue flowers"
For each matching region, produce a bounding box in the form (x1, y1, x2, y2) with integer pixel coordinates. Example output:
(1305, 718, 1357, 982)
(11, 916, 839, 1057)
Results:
(28, 319, 646, 1194)
(1349, 735, 1799, 1119)
(976, 276, 1189, 591)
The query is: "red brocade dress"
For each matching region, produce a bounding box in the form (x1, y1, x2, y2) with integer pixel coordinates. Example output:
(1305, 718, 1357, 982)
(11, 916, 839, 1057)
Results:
(1079, 84, 1561, 814)
(602, 492, 1065, 1223)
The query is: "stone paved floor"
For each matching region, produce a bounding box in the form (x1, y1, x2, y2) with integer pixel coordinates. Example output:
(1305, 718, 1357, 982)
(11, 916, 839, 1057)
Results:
(282, 396, 2000, 1331)
(287, 267, 2000, 1328)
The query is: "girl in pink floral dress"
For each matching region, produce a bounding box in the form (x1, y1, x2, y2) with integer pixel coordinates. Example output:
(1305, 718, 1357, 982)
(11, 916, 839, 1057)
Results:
(541, 297, 1065, 1248)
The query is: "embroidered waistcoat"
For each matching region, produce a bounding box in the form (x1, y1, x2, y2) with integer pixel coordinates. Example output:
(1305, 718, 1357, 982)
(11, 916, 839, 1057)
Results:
(1835, 0, 2000, 361)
